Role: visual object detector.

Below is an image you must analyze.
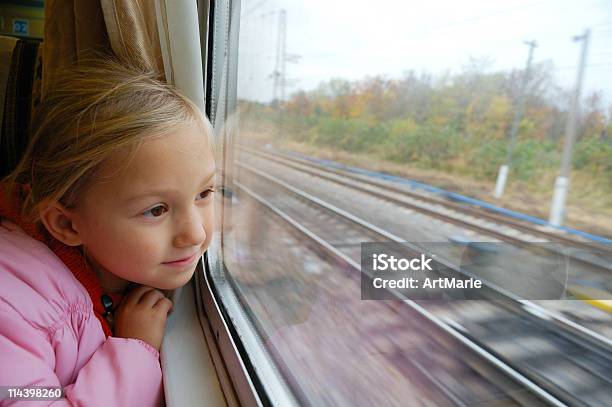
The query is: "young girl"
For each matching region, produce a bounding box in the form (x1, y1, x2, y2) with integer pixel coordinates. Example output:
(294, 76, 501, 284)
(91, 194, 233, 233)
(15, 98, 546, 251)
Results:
(0, 60, 215, 406)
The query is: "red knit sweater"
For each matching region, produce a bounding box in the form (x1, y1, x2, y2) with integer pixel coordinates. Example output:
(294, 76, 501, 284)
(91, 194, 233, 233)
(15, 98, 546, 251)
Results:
(0, 183, 122, 337)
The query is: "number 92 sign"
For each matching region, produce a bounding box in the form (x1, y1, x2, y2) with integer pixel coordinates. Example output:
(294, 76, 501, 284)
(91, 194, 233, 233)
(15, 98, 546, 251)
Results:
(13, 19, 29, 36)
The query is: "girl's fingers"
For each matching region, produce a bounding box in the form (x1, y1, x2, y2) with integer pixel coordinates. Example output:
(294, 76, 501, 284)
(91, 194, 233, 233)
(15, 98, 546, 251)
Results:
(124, 285, 156, 304)
(153, 297, 173, 314)
(138, 289, 166, 307)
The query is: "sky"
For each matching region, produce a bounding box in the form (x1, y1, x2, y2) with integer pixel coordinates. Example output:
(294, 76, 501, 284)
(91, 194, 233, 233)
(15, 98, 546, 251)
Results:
(237, 0, 612, 109)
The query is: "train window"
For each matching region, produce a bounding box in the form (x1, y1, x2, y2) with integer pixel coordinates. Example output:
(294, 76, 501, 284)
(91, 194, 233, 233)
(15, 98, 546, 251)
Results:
(205, 0, 612, 405)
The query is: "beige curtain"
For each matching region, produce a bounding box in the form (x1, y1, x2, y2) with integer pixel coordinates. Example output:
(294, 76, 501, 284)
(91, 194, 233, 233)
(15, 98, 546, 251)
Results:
(42, 0, 164, 99)
(0, 36, 19, 134)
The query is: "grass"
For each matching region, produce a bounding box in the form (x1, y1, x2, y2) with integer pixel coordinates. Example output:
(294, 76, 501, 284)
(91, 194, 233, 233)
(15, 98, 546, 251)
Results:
(240, 127, 612, 239)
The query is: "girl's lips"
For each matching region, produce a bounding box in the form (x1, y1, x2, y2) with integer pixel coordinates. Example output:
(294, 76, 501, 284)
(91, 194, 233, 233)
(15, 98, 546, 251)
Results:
(162, 253, 199, 267)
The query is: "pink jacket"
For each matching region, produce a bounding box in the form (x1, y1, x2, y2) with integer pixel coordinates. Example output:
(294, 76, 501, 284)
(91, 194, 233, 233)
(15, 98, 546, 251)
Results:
(0, 221, 163, 406)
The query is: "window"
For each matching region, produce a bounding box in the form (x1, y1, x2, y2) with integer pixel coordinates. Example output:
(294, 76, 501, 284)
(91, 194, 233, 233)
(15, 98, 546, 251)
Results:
(205, 1, 612, 405)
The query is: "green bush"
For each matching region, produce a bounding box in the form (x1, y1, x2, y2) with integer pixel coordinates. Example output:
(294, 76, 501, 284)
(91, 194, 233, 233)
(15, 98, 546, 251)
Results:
(574, 138, 611, 168)
(468, 139, 558, 181)
(241, 100, 611, 194)
(381, 122, 460, 169)
(307, 116, 385, 153)
(573, 138, 612, 182)
(511, 140, 558, 180)
(468, 140, 506, 179)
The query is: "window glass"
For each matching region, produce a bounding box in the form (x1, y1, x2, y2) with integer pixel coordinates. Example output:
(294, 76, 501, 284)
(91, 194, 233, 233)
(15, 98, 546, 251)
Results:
(218, 1, 612, 405)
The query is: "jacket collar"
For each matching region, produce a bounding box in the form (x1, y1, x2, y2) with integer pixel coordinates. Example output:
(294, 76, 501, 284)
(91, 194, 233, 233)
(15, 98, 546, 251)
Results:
(0, 183, 118, 337)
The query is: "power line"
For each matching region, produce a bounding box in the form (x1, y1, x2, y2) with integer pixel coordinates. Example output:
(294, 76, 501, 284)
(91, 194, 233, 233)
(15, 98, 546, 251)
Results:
(553, 62, 612, 71)
(591, 21, 612, 28)
(405, 0, 549, 38)
(242, 0, 268, 19)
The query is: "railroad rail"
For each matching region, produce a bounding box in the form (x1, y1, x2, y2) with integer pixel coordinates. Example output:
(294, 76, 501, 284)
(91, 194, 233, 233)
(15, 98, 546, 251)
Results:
(240, 146, 612, 278)
(234, 163, 612, 406)
(241, 147, 612, 260)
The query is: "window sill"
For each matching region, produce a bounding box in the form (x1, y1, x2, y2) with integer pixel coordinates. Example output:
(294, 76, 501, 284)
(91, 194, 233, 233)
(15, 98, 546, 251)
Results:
(161, 275, 227, 407)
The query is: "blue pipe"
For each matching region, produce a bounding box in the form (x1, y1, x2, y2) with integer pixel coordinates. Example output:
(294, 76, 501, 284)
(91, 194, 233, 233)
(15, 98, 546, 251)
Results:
(284, 150, 612, 244)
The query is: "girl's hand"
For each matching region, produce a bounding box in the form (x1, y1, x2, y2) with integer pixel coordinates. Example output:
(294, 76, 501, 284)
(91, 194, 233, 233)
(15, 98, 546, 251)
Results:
(113, 285, 173, 351)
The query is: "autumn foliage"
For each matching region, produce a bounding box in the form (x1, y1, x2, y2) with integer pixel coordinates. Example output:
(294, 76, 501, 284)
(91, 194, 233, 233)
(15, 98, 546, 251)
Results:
(241, 60, 612, 194)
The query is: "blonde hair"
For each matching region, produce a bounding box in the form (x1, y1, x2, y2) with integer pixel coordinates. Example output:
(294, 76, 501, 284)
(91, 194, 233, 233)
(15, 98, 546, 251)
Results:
(4, 59, 212, 223)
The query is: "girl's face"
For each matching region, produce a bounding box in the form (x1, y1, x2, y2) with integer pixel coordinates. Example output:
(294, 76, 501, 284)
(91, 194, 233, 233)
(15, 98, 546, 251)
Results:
(71, 124, 216, 291)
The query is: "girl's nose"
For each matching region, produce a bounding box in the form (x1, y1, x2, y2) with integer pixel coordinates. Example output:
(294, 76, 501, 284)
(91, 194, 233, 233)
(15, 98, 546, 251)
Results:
(173, 209, 207, 248)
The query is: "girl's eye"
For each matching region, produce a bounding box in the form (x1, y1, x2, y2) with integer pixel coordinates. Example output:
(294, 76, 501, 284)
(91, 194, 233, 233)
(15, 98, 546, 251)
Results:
(143, 205, 168, 218)
(197, 188, 215, 201)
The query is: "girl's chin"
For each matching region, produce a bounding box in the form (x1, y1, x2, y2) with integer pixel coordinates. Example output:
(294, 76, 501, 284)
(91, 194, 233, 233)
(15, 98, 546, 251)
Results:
(156, 268, 197, 291)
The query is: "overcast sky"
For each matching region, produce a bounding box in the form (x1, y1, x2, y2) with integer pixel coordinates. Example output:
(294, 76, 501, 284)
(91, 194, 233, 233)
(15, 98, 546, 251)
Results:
(237, 0, 612, 108)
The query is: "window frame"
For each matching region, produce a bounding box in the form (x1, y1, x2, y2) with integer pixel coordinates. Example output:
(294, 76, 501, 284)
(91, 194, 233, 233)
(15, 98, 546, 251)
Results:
(197, 0, 299, 405)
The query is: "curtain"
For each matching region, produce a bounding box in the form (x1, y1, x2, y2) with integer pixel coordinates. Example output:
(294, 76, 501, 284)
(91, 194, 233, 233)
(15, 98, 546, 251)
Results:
(0, 1, 167, 177)
(42, 0, 164, 99)
(0, 36, 37, 177)
(0, 36, 19, 134)
(100, 0, 164, 73)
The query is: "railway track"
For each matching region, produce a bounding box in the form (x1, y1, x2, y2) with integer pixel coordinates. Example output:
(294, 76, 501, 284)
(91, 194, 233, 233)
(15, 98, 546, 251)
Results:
(240, 146, 612, 284)
(242, 150, 612, 304)
(234, 163, 612, 406)
(234, 180, 554, 406)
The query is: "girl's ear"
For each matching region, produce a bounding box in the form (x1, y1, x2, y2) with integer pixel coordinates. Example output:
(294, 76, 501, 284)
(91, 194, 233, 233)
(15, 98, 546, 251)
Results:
(39, 200, 83, 247)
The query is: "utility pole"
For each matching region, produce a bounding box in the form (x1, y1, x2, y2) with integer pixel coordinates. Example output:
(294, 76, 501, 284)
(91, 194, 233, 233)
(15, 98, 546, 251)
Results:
(549, 29, 590, 227)
(272, 9, 287, 104)
(494, 40, 537, 198)
(272, 9, 287, 141)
